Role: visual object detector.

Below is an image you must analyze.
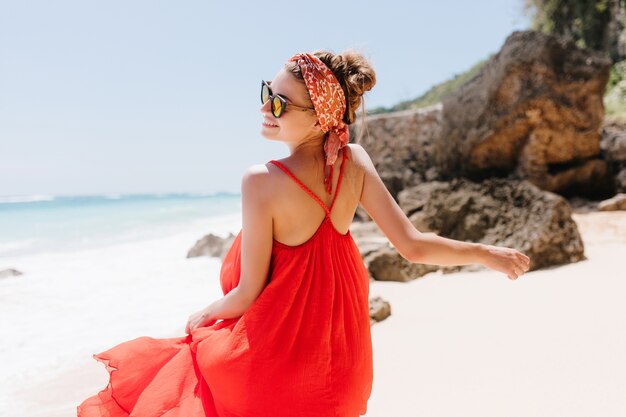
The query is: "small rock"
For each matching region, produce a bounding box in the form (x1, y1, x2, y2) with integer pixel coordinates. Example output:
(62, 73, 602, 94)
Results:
(0, 268, 23, 279)
(369, 296, 391, 324)
(187, 232, 236, 260)
(598, 193, 626, 211)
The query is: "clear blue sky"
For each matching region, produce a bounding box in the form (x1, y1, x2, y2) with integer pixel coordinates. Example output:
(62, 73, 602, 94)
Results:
(0, 0, 531, 197)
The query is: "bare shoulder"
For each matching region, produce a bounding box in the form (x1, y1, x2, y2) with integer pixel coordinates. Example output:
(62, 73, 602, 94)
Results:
(242, 163, 271, 180)
(241, 164, 273, 203)
(345, 143, 371, 172)
(345, 143, 374, 190)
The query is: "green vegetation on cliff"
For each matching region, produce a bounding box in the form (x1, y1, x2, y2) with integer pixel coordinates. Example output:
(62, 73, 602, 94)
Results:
(367, 56, 492, 115)
(605, 59, 626, 122)
(524, 0, 626, 120)
(523, 0, 625, 62)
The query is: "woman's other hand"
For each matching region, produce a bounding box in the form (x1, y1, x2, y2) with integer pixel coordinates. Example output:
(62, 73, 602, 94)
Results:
(480, 244, 531, 280)
(185, 307, 217, 334)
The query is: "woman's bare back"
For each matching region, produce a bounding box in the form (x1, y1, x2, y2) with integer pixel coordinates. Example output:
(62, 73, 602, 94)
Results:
(268, 144, 364, 247)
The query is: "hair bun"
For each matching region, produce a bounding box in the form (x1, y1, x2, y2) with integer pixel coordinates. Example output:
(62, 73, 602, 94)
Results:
(313, 49, 377, 125)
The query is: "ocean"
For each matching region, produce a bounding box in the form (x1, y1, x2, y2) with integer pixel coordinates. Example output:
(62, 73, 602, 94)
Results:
(0, 192, 242, 259)
(0, 193, 244, 414)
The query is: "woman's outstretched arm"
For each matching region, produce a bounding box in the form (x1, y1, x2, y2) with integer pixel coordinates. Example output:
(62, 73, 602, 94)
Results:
(350, 143, 530, 280)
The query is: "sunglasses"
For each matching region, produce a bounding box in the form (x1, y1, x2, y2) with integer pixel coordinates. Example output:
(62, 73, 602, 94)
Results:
(261, 80, 316, 118)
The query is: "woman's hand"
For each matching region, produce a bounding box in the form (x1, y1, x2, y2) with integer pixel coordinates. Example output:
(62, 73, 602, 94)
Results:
(185, 306, 217, 335)
(480, 244, 531, 280)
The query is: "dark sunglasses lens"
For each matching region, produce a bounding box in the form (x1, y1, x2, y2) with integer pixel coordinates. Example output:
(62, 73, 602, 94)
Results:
(261, 83, 269, 104)
(272, 96, 283, 117)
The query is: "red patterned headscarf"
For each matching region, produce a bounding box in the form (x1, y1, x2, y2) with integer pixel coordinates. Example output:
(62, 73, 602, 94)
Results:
(287, 52, 349, 195)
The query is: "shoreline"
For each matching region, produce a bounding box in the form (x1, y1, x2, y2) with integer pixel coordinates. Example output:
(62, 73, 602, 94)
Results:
(0, 212, 243, 414)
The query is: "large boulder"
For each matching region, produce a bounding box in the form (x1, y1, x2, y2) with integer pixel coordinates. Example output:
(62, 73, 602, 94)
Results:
(352, 30, 614, 200)
(438, 30, 613, 198)
(349, 105, 443, 222)
(357, 177, 585, 281)
(349, 104, 442, 199)
(398, 177, 585, 271)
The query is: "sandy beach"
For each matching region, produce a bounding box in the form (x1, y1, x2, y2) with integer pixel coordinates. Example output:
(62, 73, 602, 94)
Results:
(365, 209, 626, 417)
(4, 209, 625, 417)
(4, 0, 626, 414)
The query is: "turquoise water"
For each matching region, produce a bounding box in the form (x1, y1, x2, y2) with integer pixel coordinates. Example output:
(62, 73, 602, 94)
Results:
(0, 193, 241, 258)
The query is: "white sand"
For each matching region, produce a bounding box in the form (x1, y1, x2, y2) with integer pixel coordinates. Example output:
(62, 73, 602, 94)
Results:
(365, 210, 626, 417)
(2, 210, 624, 417)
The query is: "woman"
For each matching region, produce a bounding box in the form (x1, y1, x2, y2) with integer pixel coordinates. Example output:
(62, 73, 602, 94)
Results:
(77, 50, 530, 417)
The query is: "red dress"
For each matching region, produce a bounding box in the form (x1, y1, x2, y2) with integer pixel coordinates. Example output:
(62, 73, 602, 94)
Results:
(77, 148, 373, 417)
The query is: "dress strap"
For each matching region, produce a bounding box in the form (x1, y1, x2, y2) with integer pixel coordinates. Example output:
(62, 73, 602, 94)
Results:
(269, 160, 332, 216)
(328, 147, 349, 213)
(269, 146, 349, 217)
